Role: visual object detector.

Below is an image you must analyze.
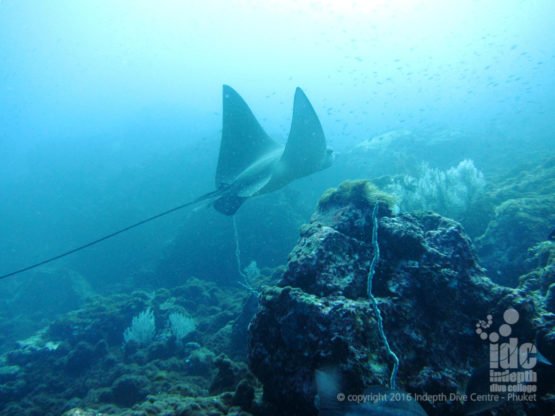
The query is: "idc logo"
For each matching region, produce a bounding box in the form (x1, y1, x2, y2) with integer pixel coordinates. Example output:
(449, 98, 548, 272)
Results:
(475, 308, 538, 395)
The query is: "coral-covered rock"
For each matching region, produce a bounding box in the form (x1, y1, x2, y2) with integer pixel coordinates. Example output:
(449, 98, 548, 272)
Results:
(248, 180, 546, 415)
(109, 374, 149, 407)
(477, 196, 555, 286)
(232, 378, 256, 410)
(249, 286, 389, 414)
(209, 354, 249, 395)
(477, 157, 555, 286)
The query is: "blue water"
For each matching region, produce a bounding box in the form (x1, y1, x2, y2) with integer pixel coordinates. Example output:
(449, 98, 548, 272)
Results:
(0, 0, 554, 287)
(1, 3, 555, 415)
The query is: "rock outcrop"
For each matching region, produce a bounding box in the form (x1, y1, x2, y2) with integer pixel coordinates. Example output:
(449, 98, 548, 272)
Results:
(248, 180, 551, 415)
(477, 157, 555, 286)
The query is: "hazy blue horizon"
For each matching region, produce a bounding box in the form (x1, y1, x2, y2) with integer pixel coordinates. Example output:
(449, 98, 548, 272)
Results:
(2, 1, 554, 151)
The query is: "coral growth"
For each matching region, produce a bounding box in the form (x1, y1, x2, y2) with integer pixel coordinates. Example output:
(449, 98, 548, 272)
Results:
(248, 179, 553, 416)
(385, 159, 486, 220)
(0, 278, 254, 416)
(123, 308, 156, 346)
(476, 157, 555, 286)
(318, 179, 396, 212)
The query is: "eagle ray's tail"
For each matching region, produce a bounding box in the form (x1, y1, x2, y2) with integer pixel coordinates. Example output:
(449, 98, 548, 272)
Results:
(0, 190, 220, 280)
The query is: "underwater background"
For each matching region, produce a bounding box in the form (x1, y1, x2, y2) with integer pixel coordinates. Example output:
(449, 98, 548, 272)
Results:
(1, 1, 554, 415)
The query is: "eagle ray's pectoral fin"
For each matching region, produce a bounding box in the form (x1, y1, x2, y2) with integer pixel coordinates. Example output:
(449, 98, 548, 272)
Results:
(267, 88, 329, 189)
(215, 85, 281, 188)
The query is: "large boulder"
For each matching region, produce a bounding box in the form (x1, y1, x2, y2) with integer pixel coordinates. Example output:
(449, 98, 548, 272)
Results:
(248, 180, 548, 415)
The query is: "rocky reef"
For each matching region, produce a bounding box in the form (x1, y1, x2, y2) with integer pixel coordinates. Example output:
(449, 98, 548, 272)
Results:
(248, 180, 555, 415)
(476, 156, 555, 286)
(0, 278, 258, 416)
(1, 179, 554, 416)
